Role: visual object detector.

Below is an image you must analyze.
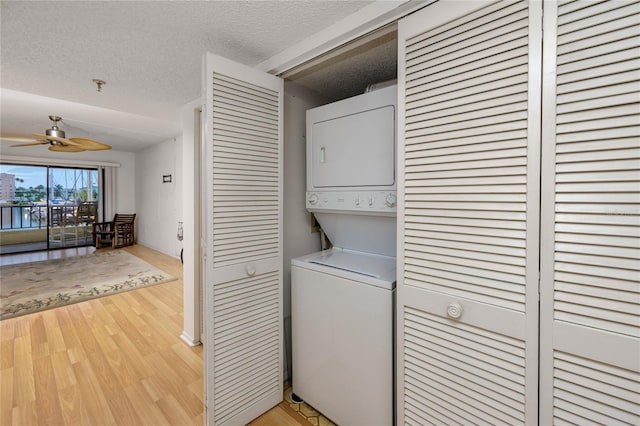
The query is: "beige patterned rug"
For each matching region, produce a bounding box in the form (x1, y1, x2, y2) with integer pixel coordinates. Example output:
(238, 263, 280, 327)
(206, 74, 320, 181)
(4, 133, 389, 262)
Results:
(0, 250, 176, 320)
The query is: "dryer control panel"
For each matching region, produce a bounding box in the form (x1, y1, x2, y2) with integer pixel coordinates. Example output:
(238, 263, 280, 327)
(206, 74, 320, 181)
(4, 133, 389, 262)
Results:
(306, 191, 397, 215)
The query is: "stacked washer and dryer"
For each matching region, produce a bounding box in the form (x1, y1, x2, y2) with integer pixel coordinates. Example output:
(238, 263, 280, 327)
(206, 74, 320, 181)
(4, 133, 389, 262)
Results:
(291, 85, 397, 425)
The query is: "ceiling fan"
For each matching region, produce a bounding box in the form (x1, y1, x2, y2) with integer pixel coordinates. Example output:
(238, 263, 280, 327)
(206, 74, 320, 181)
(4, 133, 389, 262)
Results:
(10, 115, 112, 152)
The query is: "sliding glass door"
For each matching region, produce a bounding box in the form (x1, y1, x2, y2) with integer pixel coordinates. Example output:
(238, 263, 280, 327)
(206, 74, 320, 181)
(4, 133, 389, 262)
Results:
(0, 163, 99, 254)
(47, 166, 99, 250)
(0, 164, 48, 253)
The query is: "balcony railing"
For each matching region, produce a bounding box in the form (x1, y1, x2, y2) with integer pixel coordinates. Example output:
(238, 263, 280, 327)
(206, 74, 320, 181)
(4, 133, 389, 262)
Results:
(0, 203, 97, 254)
(0, 205, 49, 230)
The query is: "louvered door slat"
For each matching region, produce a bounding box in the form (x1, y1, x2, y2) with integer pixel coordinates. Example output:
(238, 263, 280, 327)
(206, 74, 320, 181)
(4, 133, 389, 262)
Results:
(211, 68, 280, 273)
(557, 103, 639, 123)
(214, 122, 277, 140)
(212, 272, 280, 422)
(213, 110, 278, 131)
(552, 351, 640, 425)
(213, 156, 278, 169)
(558, 2, 640, 38)
(213, 100, 279, 125)
(213, 210, 277, 219)
(404, 308, 526, 423)
(406, 356, 524, 408)
(215, 306, 279, 338)
(558, 28, 638, 58)
(203, 53, 282, 426)
(540, 1, 640, 423)
(559, 47, 639, 76)
(551, 0, 640, 327)
(214, 144, 278, 159)
(213, 226, 275, 237)
(406, 231, 526, 253)
(407, 140, 528, 161)
(557, 70, 639, 98)
(214, 129, 279, 147)
(399, 1, 540, 420)
(215, 234, 276, 248)
(214, 176, 277, 185)
(213, 78, 279, 110)
(404, 338, 525, 383)
(214, 197, 277, 204)
(404, 265, 526, 295)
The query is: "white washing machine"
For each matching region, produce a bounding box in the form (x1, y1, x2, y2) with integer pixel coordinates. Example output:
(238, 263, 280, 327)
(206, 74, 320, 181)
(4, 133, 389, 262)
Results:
(292, 248, 395, 426)
(292, 85, 398, 425)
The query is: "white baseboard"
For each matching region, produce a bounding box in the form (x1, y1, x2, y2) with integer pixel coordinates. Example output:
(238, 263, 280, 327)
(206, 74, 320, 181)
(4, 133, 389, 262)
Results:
(180, 331, 201, 347)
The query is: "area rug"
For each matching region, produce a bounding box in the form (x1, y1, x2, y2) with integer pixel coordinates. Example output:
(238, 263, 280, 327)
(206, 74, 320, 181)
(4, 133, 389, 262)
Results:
(0, 250, 177, 320)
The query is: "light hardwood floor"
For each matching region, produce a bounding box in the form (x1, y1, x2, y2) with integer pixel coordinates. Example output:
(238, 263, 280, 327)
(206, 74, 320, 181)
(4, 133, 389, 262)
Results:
(0, 245, 308, 426)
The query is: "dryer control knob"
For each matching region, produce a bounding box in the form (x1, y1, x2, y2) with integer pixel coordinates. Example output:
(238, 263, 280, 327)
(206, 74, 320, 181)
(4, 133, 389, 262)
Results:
(384, 193, 397, 208)
(308, 193, 319, 205)
(446, 302, 463, 320)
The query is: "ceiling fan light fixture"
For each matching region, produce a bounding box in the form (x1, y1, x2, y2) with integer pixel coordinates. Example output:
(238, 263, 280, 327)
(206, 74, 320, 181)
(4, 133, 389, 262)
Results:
(9, 115, 112, 152)
(45, 115, 65, 140)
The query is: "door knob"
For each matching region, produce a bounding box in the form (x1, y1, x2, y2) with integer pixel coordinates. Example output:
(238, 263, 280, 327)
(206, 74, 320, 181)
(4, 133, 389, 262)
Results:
(446, 302, 463, 320)
(246, 264, 256, 277)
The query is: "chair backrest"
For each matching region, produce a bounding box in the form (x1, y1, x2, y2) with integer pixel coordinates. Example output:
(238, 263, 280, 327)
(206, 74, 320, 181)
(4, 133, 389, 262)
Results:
(113, 213, 136, 224)
(77, 202, 97, 221)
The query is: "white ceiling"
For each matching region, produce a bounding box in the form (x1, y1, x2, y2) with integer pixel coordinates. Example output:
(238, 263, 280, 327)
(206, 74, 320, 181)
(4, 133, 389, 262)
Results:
(0, 0, 400, 153)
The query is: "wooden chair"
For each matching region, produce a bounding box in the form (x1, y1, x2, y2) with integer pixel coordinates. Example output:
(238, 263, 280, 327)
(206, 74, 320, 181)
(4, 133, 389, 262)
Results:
(92, 213, 136, 248)
(73, 202, 97, 245)
(75, 202, 97, 225)
(49, 203, 97, 247)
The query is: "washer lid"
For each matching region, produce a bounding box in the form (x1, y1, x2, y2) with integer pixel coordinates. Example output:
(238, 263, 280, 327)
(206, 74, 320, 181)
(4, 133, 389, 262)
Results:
(292, 248, 396, 289)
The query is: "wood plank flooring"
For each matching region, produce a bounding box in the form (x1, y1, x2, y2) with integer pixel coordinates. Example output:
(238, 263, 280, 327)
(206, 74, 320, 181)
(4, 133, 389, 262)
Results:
(0, 245, 309, 426)
(249, 402, 311, 426)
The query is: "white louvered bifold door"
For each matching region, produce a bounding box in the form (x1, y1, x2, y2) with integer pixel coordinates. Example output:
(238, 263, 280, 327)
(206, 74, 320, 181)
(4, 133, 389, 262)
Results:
(397, 1, 542, 424)
(202, 52, 284, 426)
(540, 1, 640, 424)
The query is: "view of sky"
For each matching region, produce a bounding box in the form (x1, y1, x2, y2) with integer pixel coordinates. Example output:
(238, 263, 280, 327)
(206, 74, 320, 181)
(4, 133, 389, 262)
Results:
(0, 164, 47, 189)
(1, 165, 97, 191)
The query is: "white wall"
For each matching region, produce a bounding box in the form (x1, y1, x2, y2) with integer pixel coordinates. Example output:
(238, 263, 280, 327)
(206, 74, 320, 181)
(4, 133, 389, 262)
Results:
(111, 153, 136, 216)
(134, 137, 182, 258)
(0, 148, 136, 214)
(282, 81, 328, 378)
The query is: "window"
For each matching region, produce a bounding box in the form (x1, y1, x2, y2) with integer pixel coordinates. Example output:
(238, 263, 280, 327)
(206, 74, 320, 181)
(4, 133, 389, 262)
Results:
(0, 163, 100, 254)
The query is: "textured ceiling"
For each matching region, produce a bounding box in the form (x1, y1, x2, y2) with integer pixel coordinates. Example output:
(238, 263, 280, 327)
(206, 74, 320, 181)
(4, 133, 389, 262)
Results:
(287, 29, 397, 102)
(1, 0, 397, 152)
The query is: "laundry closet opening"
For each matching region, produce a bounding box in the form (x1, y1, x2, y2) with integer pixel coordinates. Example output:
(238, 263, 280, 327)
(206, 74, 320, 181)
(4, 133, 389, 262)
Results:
(279, 22, 399, 394)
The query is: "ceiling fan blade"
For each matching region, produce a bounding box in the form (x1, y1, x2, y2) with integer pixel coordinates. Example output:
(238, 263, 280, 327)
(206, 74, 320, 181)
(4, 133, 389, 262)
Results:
(48, 145, 86, 152)
(10, 141, 49, 147)
(69, 138, 112, 151)
(2, 135, 38, 142)
(32, 133, 83, 146)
